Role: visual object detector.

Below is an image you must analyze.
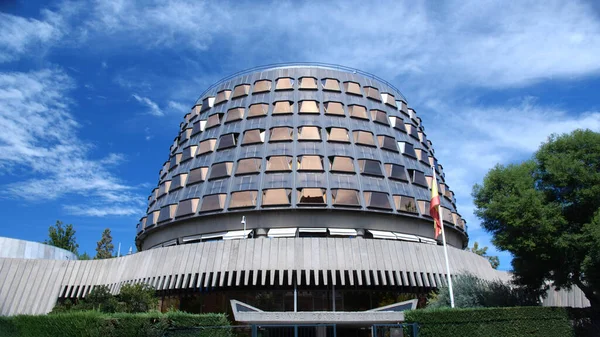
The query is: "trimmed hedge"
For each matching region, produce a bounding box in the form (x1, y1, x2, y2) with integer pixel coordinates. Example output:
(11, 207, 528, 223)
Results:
(0, 311, 229, 337)
(405, 306, 574, 337)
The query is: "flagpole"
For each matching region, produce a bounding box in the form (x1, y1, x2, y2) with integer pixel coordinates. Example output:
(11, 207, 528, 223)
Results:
(434, 166, 455, 308)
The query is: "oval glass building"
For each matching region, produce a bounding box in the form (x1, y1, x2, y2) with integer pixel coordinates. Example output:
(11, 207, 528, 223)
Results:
(136, 64, 468, 252)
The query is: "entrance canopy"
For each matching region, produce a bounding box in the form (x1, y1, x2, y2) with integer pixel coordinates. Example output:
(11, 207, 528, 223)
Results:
(230, 299, 418, 325)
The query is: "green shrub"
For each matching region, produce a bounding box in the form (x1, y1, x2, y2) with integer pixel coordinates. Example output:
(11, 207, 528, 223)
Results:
(405, 306, 574, 337)
(0, 311, 230, 337)
(0, 317, 18, 337)
(428, 273, 539, 308)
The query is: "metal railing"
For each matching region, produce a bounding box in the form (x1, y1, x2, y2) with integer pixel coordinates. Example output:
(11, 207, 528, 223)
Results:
(193, 62, 408, 104)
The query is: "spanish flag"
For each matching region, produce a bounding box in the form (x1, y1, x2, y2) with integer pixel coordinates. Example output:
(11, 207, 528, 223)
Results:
(430, 168, 442, 239)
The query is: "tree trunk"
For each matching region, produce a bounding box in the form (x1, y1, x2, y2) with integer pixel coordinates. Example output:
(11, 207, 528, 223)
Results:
(574, 279, 599, 311)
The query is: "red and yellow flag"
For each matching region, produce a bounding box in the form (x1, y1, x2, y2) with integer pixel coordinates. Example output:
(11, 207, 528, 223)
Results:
(430, 169, 442, 239)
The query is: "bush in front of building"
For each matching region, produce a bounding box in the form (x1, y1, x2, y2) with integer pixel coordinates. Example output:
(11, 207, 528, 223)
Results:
(0, 311, 230, 337)
(51, 284, 157, 314)
(428, 273, 539, 308)
(405, 306, 574, 337)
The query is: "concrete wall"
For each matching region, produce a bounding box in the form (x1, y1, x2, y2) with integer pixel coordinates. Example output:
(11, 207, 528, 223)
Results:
(0, 237, 589, 316)
(0, 237, 77, 260)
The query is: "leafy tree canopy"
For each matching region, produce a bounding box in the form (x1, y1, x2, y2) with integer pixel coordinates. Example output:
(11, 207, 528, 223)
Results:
(44, 220, 79, 254)
(472, 129, 600, 309)
(468, 242, 500, 269)
(95, 228, 114, 259)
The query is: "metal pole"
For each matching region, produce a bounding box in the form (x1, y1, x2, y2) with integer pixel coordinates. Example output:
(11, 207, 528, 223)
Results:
(332, 284, 336, 312)
(435, 168, 455, 308)
(294, 278, 298, 312)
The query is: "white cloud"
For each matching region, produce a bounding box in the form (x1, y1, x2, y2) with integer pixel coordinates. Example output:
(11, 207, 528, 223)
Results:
(76, 0, 600, 89)
(132, 94, 163, 116)
(0, 12, 63, 63)
(0, 69, 144, 217)
(167, 101, 188, 113)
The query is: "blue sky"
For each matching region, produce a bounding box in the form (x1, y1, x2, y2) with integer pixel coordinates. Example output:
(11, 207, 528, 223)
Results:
(1, 0, 600, 268)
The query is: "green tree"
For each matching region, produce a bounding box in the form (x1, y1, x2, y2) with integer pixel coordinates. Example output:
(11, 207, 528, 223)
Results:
(45, 220, 78, 254)
(95, 228, 114, 259)
(78, 252, 91, 260)
(472, 129, 600, 309)
(468, 242, 500, 269)
(118, 283, 158, 313)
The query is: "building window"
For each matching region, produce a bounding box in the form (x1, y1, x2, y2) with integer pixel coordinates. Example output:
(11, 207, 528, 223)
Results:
(176, 198, 200, 217)
(408, 169, 428, 187)
(324, 101, 345, 116)
(358, 159, 383, 177)
(353, 130, 376, 147)
(378, 135, 398, 152)
(158, 204, 177, 223)
(200, 194, 227, 212)
(262, 189, 292, 206)
(200, 96, 215, 112)
(266, 156, 292, 172)
(298, 126, 321, 141)
(181, 145, 197, 162)
(364, 86, 381, 101)
(393, 195, 418, 213)
(158, 180, 171, 198)
(329, 156, 355, 173)
(298, 155, 323, 171)
(414, 148, 429, 164)
(344, 81, 362, 96)
(169, 153, 182, 169)
(191, 120, 202, 137)
(332, 189, 360, 206)
(269, 127, 293, 142)
(297, 188, 327, 205)
(169, 173, 188, 192)
(385, 164, 408, 181)
(209, 162, 233, 180)
(253, 79, 272, 94)
(187, 166, 208, 185)
(348, 104, 368, 120)
(417, 200, 431, 216)
(236, 158, 262, 175)
(242, 129, 265, 145)
(327, 127, 350, 143)
(299, 100, 320, 114)
(273, 101, 293, 115)
(275, 77, 294, 90)
(214, 89, 232, 105)
(321, 78, 341, 92)
(217, 133, 239, 151)
(205, 113, 222, 130)
(405, 123, 419, 139)
(381, 93, 397, 107)
(229, 190, 258, 209)
(232, 84, 250, 99)
(398, 141, 417, 159)
(370, 110, 389, 126)
(299, 77, 318, 90)
(248, 103, 269, 118)
(197, 139, 217, 156)
(364, 191, 391, 209)
(225, 107, 244, 123)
